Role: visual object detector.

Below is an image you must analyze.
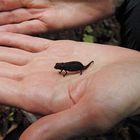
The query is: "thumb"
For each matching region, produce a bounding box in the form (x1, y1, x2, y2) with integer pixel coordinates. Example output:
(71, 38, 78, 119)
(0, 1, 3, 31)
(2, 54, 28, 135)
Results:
(19, 99, 98, 140)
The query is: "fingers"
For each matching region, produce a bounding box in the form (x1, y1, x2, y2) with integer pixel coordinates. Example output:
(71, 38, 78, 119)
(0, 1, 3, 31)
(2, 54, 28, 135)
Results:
(0, 77, 22, 107)
(0, 19, 47, 35)
(20, 102, 90, 140)
(0, 47, 31, 65)
(0, 45, 30, 80)
(0, 62, 23, 80)
(0, 0, 22, 11)
(0, 8, 35, 25)
(0, 32, 51, 52)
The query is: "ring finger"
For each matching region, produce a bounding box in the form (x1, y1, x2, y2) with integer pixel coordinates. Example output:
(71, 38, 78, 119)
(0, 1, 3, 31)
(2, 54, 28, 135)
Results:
(0, 62, 24, 80)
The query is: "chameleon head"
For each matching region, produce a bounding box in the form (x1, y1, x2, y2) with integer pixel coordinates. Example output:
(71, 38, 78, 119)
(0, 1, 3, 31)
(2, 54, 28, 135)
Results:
(54, 63, 64, 69)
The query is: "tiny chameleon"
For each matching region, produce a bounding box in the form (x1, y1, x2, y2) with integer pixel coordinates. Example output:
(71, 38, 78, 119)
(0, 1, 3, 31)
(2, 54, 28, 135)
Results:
(54, 61, 94, 77)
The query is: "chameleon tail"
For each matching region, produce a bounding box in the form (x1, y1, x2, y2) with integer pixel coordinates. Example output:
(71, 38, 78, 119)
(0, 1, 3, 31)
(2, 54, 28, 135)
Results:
(84, 61, 94, 69)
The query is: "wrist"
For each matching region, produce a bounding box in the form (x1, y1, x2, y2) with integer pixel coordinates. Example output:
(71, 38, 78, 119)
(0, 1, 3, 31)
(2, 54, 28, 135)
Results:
(125, 57, 140, 117)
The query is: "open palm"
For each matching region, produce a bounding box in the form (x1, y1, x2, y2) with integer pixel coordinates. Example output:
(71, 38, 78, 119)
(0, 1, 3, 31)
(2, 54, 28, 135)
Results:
(0, 32, 122, 114)
(0, 0, 113, 34)
(0, 33, 140, 140)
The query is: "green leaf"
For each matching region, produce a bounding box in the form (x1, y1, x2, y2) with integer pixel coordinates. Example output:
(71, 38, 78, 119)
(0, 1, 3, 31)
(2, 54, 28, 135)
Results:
(83, 34, 94, 43)
(84, 25, 93, 33)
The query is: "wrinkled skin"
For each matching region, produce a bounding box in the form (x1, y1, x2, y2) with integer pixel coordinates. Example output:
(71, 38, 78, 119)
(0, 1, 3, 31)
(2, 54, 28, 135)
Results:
(0, 32, 139, 140)
(0, 0, 113, 34)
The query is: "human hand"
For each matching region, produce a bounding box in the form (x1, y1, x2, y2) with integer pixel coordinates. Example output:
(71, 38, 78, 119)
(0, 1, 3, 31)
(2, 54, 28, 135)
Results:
(0, 0, 113, 34)
(0, 32, 139, 140)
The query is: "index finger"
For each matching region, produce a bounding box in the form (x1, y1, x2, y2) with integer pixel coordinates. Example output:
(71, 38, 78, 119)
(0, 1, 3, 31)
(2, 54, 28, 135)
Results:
(0, 0, 23, 11)
(0, 32, 52, 52)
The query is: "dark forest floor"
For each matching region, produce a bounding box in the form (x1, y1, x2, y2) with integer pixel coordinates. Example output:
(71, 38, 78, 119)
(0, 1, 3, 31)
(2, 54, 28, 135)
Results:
(0, 16, 140, 140)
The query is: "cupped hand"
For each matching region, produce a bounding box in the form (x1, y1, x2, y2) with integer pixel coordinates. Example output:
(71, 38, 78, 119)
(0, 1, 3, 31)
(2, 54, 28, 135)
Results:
(0, 32, 139, 140)
(0, 0, 113, 34)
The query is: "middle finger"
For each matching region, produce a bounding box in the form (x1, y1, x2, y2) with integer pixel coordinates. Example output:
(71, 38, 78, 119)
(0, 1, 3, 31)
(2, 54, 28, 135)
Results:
(0, 47, 31, 65)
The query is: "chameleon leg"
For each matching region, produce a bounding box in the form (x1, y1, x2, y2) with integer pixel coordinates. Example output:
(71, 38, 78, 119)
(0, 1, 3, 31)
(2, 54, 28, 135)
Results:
(59, 69, 63, 74)
(63, 71, 67, 77)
